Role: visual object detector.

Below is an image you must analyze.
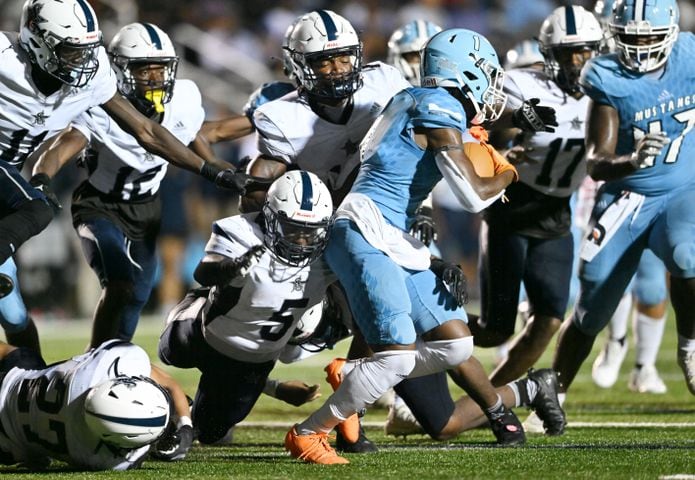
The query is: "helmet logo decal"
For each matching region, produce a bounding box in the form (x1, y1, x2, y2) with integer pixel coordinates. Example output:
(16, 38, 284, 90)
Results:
(316, 10, 338, 41)
(565, 6, 577, 35)
(299, 170, 314, 211)
(140, 22, 162, 49)
(473, 35, 480, 51)
(75, 0, 96, 32)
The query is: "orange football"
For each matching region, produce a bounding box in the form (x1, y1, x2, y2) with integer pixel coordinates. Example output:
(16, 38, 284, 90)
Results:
(463, 142, 495, 177)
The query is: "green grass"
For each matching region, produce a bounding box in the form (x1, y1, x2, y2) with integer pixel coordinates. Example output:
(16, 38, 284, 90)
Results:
(3, 314, 694, 479)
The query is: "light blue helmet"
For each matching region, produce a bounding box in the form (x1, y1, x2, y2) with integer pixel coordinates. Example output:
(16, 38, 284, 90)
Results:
(504, 39, 544, 70)
(387, 20, 443, 85)
(609, 0, 680, 72)
(594, 0, 616, 21)
(421, 28, 507, 125)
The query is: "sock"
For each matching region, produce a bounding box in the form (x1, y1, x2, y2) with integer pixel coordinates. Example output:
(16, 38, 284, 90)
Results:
(609, 292, 632, 341)
(678, 335, 695, 353)
(558, 393, 566, 406)
(484, 394, 505, 421)
(633, 312, 666, 368)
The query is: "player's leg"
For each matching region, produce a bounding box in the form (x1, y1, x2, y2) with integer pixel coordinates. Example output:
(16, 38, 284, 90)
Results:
(628, 249, 668, 393)
(0, 258, 40, 354)
(491, 234, 573, 386)
(591, 290, 632, 388)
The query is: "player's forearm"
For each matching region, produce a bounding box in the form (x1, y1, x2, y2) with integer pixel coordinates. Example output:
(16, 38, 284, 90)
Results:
(586, 152, 636, 182)
(150, 365, 190, 420)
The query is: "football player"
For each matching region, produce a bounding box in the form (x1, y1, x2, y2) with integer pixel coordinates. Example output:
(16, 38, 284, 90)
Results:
(157, 171, 339, 445)
(466, 6, 603, 389)
(284, 28, 563, 465)
(552, 0, 695, 412)
(0, 339, 192, 470)
(0, 0, 254, 353)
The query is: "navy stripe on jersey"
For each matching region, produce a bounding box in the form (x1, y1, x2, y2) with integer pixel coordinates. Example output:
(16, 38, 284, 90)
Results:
(86, 411, 168, 427)
(212, 223, 235, 243)
(299, 171, 313, 211)
(565, 6, 577, 35)
(76, 0, 96, 32)
(141, 23, 162, 49)
(316, 10, 338, 41)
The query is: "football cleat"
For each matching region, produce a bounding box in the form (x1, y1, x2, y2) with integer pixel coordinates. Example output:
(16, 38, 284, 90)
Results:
(324, 358, 360, 443)
(677, 350, 695, 395)
(0, 273, 14, 300)
(592, 338, 628, 388)
(527, 368, 566, 436)
(628, 365, 667, 394)
(384, 402, 424, 437)
(285, 426, 349, 465)
(489, 408, 526, 446)
(336, 424, 378, 453)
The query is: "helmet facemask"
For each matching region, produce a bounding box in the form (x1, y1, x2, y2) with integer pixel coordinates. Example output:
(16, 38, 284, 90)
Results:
(263, 207, 332, 268)
(543, 43, 599, 94)
(611, 25, 678, 72)
(111, 56, 178, 115)
(459, 55, 507, 125)
(291, 45, 363, 100)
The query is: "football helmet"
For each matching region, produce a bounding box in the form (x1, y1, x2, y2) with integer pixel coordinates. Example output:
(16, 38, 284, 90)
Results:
(609, 0, 679, 72)
(421, 28, 507, 125)
(262, 170, 333, 268)
(288, 284, 352, 352)
(281, 17, 302, 80)
(19, 0, 102, 87)
(387, 20, 443, 86)
(108, 23, 179, 115)
(504, 39, 544, 70)
(538, 6, 602, 94)
(286, 10, 363, 100)
(84, 376, 170, 448)
(289, 301, 324, 345)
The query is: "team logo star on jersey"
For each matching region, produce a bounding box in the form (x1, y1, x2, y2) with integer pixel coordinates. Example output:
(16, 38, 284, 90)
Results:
(570, 116, 583, 131)
(341, 138, 359, 156)
(33, 111, 48, 125)
(292, 276, 307, 292)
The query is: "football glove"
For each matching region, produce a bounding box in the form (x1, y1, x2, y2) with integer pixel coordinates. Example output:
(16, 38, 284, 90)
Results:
(430, 258, 468, 307)
(630, 132, 670, 169)
(151, 423, 194, 462)
(512, 98, 558, 133)
(409, 206, 437, 247)
(200, 163, 272, 195)
(29, 174, 62, 213)
(221, 245, 265, 279)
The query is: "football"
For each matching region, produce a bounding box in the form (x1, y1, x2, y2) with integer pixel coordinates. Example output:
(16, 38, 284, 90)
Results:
(463, 142, 496, 177)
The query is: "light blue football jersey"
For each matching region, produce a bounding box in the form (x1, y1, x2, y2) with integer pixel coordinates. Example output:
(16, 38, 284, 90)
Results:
(352, 87, 468, 230)
(580, 32, 695, 195)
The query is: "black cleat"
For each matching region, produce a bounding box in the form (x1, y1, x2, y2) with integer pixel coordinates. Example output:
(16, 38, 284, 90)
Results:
(0, 273, 13, 300)
(335, 425, 378, 453)
(528, 368, 566, 436)
(489, 407, 526, 446)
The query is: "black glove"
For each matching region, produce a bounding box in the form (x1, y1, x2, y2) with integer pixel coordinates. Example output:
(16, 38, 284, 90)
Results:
(220, 245, 265, 278)
(430, 257, 468, 307)
(29, 174, 62, 213)
(151, 424, 194, 462)
(409, 206, 438, 247)
(512, 98, 558, 133)
(200, 163, 273, 195)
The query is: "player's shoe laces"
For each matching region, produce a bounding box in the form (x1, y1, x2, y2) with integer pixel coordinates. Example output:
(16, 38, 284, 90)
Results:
(677, 350, 695, 395)
(592, 338, 627, 388)
(489, 407, 526, 446)
(527, 368, 566, 436)
(336, 424, 378, 453)
(384, 402, 424, 437)
(324, 358, 360, 443)
(0, 274, 14, 300)
(285, 426, 349, 465)
(628, 365, 667, 394)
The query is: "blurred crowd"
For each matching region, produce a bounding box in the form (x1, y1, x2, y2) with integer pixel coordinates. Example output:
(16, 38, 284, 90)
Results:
(0, 0, 693, 319)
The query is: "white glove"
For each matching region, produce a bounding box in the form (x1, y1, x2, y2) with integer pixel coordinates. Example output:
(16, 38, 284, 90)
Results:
(630, 132, 670, 168)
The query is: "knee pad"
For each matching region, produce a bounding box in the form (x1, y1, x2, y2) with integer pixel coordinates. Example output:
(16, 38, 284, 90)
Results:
(408, 336, 474, 378)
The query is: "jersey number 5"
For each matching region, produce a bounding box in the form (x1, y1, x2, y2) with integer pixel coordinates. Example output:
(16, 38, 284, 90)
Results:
(260, 298, 309, 341)
(17, 376, 68, 454)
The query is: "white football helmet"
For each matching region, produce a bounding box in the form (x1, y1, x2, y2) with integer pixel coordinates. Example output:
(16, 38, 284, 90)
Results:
(504, 39, 544, 70)
(262, 170, 333, 268)
(84, 376, 170, 448)
(387, 20, 442, 85)
(281, 17, 302, 81)
(538, 5, 603, 94)
(286, 10, 363, 100)
(108, 23, 179, 115)
(609, 0, 679, 72)
(19, 0, 102, 87)
(288, 301, 324, 345)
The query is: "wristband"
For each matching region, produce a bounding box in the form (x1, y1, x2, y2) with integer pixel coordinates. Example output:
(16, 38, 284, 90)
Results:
(263, 379, 280, 398)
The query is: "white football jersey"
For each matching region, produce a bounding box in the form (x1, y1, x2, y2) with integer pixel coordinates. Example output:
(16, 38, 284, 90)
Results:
(72, 79, 204, 200)
(0, 341, 152, 470)
(0, 32, 116, 170)
(505, 68, 590, 197)
(253, 62, 410, 191)
(199, 213, 335, 363)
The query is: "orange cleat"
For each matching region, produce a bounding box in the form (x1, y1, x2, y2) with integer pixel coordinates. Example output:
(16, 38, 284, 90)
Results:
(324, 358, 360, 443)
(285, 426, 349, 465)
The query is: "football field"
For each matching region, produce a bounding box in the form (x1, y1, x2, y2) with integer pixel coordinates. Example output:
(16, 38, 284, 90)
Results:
(4, 313, 694, 479)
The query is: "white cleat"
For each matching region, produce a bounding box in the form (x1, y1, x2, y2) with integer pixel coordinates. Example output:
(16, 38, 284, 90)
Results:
(521, 410, 545, 434)
(591, 339, 627, 388)
(677, 350, 695, 395)
(628, 365, 667, 394)
(384, 403, 424, 437)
